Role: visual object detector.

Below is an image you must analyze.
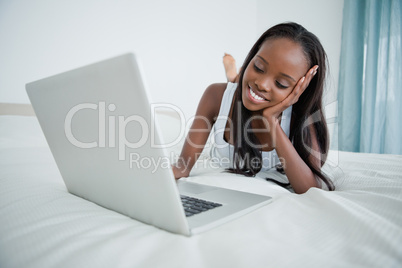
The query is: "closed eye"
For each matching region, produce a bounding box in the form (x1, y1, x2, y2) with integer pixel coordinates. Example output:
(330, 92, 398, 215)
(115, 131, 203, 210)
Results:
(275, 81, 288, 89)
(253, 64, 263, 73)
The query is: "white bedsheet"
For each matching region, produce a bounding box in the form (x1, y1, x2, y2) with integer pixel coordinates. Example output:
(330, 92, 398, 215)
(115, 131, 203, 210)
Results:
(0, 115, 401, 268)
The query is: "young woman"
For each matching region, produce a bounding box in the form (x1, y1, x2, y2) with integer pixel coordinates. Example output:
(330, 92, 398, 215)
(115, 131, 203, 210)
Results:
(172, 22, 334, 194)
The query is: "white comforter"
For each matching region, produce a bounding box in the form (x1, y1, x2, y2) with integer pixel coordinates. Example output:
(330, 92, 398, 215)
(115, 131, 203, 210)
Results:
(0, 115, 401, 268)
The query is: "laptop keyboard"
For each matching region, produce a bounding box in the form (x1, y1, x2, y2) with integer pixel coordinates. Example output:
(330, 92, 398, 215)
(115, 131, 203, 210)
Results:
(180, 195, 222, 217)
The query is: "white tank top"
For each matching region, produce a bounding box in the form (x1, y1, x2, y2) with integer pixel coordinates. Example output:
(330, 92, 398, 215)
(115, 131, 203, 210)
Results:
(209, 82, 293, 172)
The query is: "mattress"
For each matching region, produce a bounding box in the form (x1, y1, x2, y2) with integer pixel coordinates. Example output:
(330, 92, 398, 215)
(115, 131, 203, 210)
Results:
(0, 115, 401, 268)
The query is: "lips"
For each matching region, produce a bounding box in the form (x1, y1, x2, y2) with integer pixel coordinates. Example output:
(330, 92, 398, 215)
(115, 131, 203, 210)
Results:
(247, 85, 269, 103)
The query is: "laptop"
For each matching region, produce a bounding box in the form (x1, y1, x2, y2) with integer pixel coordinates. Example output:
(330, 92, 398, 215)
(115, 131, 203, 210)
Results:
(26, 53, 272, 236)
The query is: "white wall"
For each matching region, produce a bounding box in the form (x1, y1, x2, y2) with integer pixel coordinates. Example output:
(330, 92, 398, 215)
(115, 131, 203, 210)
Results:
(0, 0, 343, 117)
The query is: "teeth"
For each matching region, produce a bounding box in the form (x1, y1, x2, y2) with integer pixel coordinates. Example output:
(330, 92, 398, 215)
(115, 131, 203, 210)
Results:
(250, 87, 264, 101)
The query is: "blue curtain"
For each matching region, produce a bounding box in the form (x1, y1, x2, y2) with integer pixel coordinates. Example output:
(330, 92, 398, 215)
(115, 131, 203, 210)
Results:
(337, 0, 402, 154)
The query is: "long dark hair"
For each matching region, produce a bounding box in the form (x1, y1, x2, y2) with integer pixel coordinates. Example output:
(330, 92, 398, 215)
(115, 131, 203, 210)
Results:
(229, 22, 334, 191)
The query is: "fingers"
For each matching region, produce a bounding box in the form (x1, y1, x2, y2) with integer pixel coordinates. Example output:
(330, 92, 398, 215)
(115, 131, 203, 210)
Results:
(306, 65, 319, 84)
(289, 65, 319, 105)
(304, 65, 319, 87)
(263, 65, 319, 119)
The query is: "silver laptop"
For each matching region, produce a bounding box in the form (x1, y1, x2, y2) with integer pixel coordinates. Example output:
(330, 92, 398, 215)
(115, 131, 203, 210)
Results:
(26, 53, 272, 236)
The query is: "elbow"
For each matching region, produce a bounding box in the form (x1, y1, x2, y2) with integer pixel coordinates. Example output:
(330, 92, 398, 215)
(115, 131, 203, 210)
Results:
(293, 185, 318, 194)
(292, 179, 320, 194)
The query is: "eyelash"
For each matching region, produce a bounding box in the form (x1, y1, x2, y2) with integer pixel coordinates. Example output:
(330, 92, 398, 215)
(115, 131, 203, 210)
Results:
(253, 64, 288, 89)
(275, 81, 288, 89)
(253, 64, 263, 73)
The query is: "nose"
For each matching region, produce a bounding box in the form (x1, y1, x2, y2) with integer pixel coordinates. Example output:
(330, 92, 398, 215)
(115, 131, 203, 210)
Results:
(255, 77, 272, 93)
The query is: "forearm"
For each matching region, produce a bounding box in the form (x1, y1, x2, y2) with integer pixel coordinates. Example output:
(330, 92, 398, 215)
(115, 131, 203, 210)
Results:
(173, 142, 202, 178)
(172, 126, 210, 179)
(273, 121, 319, 194)
(171, 82, 225, 179)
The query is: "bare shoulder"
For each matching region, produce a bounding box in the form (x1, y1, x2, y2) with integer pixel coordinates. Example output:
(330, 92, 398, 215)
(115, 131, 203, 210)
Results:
(196, 83, 228, 121)
(203, 82, 227, 100)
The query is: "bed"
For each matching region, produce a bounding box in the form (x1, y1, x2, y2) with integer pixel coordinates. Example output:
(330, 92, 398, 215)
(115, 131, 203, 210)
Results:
(1, 104, 401, 268)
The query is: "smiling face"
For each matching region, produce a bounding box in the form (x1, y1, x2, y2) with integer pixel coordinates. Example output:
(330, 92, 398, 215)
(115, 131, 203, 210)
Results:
(242, 38, 310, 112)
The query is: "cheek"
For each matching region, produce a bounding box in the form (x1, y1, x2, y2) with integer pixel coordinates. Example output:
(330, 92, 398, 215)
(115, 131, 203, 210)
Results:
(274, 88, 293, 102)
(242, 65, 254, 82)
